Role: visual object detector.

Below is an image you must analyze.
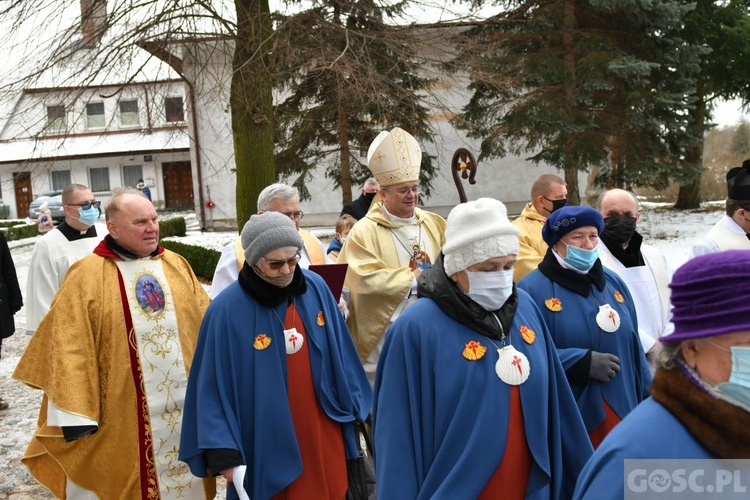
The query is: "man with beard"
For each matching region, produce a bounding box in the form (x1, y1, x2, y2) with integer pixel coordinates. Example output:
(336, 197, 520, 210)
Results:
(595, 189, 672, 355)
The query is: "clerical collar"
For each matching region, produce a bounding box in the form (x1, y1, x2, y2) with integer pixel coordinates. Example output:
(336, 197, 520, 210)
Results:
(600, 231, 645, 268)
(58, 220, 98, 242)
(103, 235, 160, 260)
(381, 204, 417, 225)
(538, 249, 605, 297)
(238, 262, 307, 308)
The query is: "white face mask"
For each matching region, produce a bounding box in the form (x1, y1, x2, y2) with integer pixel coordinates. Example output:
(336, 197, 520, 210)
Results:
(465, 269, 514, 311)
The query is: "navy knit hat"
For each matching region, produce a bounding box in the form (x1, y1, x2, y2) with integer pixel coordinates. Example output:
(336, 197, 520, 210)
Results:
(663, 250, 750, 341)
(542, 205, 604, 247)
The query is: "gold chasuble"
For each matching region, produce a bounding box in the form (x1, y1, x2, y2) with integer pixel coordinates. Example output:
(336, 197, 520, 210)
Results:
(14, 248, 214, 499)
(338, 202, 446, 361)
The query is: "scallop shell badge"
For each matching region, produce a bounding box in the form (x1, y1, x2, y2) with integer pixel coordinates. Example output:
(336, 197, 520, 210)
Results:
(253, 334, 272, 350)
(596, 304, 620, 333)
(613, 290, 624, 303)
(284, 328, 304, 355)
(316, 311, 326, 326)
(462, 340, 487, 361)
(495, 345, 530, 385)
(519, 325, 536, 345)
(545, 298, 562, 312)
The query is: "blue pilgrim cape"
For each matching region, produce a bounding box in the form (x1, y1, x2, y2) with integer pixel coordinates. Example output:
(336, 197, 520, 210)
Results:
(518, 267, 652, 433)
(372, 290, 593, 499)
(573, 397, 714, 500)
(178, 270, 372, 500)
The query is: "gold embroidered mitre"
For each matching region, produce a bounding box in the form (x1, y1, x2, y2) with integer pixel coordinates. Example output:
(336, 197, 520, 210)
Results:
(367, 127, 422, 187)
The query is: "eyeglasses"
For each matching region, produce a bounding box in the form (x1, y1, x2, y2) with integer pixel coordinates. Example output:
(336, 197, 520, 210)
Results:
(262, 253, 301, 270)
(388, 186, 421, 196)
(280, 211, 304, 221)
(66, 201, 101, 211)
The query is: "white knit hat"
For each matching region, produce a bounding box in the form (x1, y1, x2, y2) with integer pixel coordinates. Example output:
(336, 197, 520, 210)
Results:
(443, 198, 520, 276)
(367, 127, 422, 187)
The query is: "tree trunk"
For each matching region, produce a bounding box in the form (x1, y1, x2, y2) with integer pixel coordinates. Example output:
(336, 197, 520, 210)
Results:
(338, 103, 353, 205)
(232, 0, 275, 231)
(675, 92, 707, 209)
(562, 0, 580, 205)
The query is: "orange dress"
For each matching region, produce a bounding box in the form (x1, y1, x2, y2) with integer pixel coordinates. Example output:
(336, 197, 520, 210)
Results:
(274, 303, 348, 499)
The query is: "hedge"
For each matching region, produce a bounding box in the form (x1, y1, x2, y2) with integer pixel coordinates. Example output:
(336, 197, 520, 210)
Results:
(2, 222, 41, 241)
(159, 217, 186, 238)
(159, 240, 220, 281)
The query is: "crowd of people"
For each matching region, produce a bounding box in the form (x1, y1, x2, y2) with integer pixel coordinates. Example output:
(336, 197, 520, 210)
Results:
(1, 128, 749, 499)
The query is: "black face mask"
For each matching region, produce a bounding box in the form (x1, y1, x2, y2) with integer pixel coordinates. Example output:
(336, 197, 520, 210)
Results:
(603, 215, 637, 244)
(543, 196, 567, 214)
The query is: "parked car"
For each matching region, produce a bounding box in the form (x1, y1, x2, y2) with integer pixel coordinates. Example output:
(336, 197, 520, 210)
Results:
(28, 191, 65, 223)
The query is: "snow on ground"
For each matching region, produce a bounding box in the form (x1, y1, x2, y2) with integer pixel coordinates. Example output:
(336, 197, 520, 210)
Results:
(0, 204, 725, 497)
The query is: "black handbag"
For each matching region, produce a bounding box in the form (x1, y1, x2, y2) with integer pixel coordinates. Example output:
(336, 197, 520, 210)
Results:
(346, 417, 375, 500)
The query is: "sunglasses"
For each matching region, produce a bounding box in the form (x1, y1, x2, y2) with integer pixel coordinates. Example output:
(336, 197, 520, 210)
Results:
(262, 253, 301, 270)
(67, 201, 101, 211)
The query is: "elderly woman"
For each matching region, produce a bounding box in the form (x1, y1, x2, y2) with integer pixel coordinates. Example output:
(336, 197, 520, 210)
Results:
(179, 212, 372, 499)
(518, 206, 651, 447)
(574, 250, 750, 498)
(373, 198, 593, 499)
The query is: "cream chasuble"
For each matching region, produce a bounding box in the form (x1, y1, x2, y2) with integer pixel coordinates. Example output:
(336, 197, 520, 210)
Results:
(116, 258, 203, 500)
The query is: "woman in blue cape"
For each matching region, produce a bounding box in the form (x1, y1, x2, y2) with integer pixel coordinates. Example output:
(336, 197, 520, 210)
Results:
(179, 212, 372, 499)
(574, 250, 750, 499)
(518, 206, 651, 448)
(373, 198, 593, 499)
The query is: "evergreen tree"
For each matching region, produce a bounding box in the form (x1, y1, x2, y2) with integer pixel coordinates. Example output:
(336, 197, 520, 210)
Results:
(273, 1, 437, 204)
(450, 0, 701, 204)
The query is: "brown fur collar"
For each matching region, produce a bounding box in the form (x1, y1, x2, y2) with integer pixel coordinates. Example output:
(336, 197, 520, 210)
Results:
(651, 368, 750, 458)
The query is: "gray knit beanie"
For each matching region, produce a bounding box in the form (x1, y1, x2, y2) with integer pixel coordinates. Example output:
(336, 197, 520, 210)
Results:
(241, 212, 303, 266)
(443, 198, 520, 276)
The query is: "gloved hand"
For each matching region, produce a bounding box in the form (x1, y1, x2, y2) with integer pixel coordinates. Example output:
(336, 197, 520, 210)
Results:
(589, 351, 620, 383)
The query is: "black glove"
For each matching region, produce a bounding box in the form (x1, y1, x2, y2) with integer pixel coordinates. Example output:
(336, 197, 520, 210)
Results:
(589, 351, 620, 383)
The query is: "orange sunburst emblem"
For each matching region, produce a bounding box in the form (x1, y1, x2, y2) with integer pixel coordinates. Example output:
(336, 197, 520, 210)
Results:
(613, 290, 624, 303)
(545, 298, 562, 312)
(253, 334, 272, 350)
(316, 311, 326, 326)
(519, 325, 536, 344)
(462, 340, 487, 361)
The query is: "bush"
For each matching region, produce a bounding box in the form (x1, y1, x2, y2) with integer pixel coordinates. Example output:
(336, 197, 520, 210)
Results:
(159, 217, 186, 238)
(1, 222, 40, 241)
(160, 240, 220, 281)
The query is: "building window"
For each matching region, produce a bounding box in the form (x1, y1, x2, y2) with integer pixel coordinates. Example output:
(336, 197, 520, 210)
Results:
(122, 165, 143, 188)
(51, 170, 71, 191)
(89, 167, 110, 192)
(119, 100, 140, 127)
(86, 102, 105, 129)
(165, 97, 184, 123)
(46, 104, 66, 133)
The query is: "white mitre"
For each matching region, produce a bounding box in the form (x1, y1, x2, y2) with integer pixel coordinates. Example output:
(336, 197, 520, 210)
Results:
(366, 127, 422, 187)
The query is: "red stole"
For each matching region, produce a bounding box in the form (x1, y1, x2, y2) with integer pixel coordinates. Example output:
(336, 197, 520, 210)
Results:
(479, 386, 531, 499)
(274, 303, 347, 499)
(589, 398, 622, 449)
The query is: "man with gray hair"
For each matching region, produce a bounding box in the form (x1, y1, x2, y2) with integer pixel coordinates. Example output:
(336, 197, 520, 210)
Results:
(210, 183, 329, 299)
(26, 183, 106, 334)
(595, 188, 673, 354)
(341, 177, 380, 220)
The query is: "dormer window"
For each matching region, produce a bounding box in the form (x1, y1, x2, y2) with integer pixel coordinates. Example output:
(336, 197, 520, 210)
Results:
(119, 99, 139, 127)
(165, 97, 184, 123)
(86, 102, 105, 129)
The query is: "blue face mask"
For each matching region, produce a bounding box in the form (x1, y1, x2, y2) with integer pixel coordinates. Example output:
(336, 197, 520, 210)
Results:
(563, 244, 599, 272)
(715, 346, 750, 411)
(75, 206, 100, 227)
